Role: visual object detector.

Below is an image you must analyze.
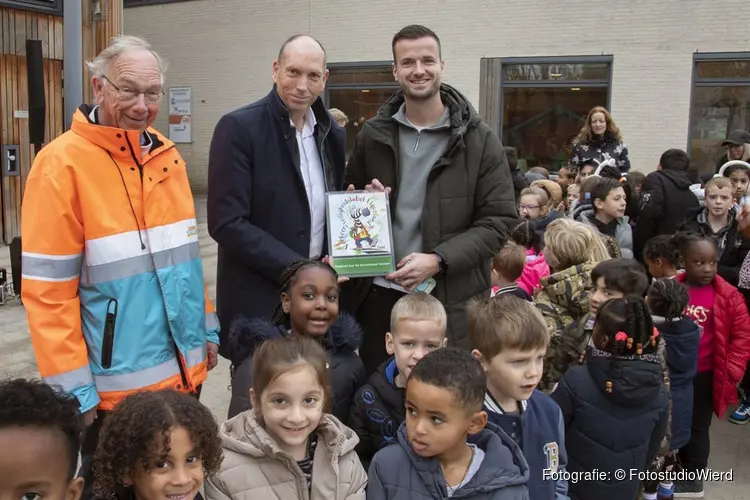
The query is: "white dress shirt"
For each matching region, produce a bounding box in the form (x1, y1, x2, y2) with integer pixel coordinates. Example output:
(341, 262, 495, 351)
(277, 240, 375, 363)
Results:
(292, 107, 327, 259)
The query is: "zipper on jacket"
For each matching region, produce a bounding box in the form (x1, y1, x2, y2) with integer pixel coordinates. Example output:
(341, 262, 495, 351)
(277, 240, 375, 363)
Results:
(124, 134, 144, 181)
(109, 141, 146, 250)
(174, 344, 190, 389)
(101, 298, 118, 369)
(413, 131, 421, 152)
(124, 135, 191, 390)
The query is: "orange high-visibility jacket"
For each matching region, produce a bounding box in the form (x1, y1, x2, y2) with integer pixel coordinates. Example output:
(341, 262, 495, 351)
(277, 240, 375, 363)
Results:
(21, 105, 219, 412)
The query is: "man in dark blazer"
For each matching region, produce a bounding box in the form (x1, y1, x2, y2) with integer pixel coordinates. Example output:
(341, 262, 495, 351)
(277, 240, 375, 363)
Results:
(207, 34, 345, 358)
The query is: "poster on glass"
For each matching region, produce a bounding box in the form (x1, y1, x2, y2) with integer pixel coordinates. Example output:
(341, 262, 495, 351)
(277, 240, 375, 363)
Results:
(326, 191, 395, 277)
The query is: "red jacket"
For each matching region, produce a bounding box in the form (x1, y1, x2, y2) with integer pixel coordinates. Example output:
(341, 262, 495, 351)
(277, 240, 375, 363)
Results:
(677, 273, 750, 417)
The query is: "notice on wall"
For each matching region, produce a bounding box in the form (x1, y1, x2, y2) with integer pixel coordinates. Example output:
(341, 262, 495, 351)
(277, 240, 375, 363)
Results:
(168, 87, 192, 143)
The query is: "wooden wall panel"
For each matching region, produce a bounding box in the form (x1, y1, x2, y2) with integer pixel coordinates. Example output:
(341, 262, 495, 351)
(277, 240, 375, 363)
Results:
(0, 7, 64, 243)
(82, 1, 125, 102)
(479, 58, 502, 137)
(0, 3, 122, 243)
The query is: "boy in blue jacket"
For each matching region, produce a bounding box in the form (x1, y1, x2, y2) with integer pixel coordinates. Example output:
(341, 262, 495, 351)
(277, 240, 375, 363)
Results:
(469, 294, 569, 500)
(349, 292, 448, 468)
(367, 347, 530, 499)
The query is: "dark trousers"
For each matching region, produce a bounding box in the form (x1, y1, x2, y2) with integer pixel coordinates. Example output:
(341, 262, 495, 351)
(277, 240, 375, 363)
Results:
(78, 386, 202, 500)
(79, 410, 108, 500)
(739, 361, 750, 395)
(679, 371, 714, 473)
(355, 284, 404, 376)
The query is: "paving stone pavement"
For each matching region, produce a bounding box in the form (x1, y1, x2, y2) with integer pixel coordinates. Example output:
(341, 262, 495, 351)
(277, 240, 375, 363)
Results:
(0, 196, 747, 499)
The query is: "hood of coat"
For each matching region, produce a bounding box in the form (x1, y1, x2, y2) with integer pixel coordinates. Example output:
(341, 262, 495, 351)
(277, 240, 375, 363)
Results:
(653, 317, 701, 374)
(539, 263, 595, 317)
(395, 421, 529, 497)
(570, 198, 593, 221)
(695, 205, 738, 238)
(220, 410, 359, 459)
(363, 84, 480, 148)
(585, 346, 664, 406)
(228, 313, 363, 366)
(655, 169, 693, 190)
(368, 358, 407, 420)
(532, 210, 562, 233)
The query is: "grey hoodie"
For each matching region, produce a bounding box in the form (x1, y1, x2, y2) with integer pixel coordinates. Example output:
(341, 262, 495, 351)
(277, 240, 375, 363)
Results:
(577, 208, 634, 259)
(390, 103, 452, 261)
(367, 422, 529, 499)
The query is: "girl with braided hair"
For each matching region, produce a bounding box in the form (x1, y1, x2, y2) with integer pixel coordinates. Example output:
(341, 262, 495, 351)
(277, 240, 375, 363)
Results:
(226, 259, 365, 424)
(550, 296, 669, 500)
(643, 234, 681, 279)
(671, 232, 750, 496)
(645, 279, 700, 499)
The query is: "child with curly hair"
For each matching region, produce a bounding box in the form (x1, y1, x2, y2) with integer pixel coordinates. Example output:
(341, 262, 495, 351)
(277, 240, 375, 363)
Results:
(207, 335, 367, 499)
(93, 390, 223, 500)
(0, 379, 84, 500)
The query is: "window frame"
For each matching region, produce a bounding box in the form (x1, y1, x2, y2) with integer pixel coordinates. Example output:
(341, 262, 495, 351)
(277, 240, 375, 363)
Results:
(687, 52, 750, 160)
(124, 0, 197, 7)
(0, 0, 62, 15)
(323, 61, 400, 106)
(497, 55, 614, 139)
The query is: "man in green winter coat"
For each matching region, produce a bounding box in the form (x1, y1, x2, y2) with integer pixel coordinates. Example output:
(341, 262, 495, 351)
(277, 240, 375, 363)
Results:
(345, 24, 518, 374)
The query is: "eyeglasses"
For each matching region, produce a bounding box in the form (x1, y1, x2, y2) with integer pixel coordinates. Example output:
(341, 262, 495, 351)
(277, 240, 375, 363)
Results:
(102, 76, 164, 103)
(518, 204, 541, 211)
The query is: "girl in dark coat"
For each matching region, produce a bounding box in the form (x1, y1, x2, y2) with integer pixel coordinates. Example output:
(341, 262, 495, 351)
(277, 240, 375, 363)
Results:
(551, 296, 669, 500)
(645, 279, 700, 499)
(226, 260, 365, 423)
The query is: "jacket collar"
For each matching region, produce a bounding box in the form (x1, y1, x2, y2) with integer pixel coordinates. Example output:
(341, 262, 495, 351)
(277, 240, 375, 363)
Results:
(364, 83, 479, 150)
(72, 104, 171, 162)
(395, 421, 529, 496)
(228, 313, 363, 366)
(585, 345, 664, 406)
(266, 86, 332, 136)
(219, 410, 359, 460)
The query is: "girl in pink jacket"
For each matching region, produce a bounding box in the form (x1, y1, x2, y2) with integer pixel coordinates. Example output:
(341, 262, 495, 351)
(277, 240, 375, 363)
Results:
(511, 220, 551, 296)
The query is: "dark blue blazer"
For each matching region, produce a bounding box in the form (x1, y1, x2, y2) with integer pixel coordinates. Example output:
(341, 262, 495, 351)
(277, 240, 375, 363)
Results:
(207, 87, 345, 356)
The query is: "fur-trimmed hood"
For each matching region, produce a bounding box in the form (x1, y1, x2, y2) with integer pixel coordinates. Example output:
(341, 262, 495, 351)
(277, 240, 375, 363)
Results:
(228, 313, 363, 366)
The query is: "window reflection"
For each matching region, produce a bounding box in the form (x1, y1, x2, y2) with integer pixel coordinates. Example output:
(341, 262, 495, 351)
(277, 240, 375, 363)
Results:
(689, 86, 750, 173)
(503, 63, 609, 82)
(328, 88, 397, 157)
(503, 87, 608, 172)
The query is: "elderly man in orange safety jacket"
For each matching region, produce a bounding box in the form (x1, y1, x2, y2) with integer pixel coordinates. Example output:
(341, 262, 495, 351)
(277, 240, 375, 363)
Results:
(21, 35, 219, 495)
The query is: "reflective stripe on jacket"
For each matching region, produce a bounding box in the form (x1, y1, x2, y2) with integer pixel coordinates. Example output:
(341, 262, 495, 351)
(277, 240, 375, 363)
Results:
(22, 105, 219, 412)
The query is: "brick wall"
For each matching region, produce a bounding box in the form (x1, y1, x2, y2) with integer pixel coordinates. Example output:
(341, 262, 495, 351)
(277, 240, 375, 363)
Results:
(125, 0, 750, 191)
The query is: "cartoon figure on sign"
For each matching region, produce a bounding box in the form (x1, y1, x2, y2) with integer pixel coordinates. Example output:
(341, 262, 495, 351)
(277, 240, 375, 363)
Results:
(349, 205, 377, 249)
(332, 193, 390, 256)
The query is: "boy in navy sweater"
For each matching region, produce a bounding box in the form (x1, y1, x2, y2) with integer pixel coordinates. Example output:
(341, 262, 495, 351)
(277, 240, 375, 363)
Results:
(469, 294, 569, 500)
(349, 292, 447, 468)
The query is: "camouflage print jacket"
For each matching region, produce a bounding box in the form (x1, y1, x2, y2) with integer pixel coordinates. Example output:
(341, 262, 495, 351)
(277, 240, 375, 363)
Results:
(541, 312, 595, 393)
